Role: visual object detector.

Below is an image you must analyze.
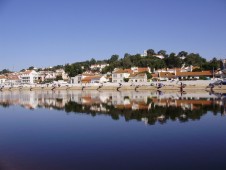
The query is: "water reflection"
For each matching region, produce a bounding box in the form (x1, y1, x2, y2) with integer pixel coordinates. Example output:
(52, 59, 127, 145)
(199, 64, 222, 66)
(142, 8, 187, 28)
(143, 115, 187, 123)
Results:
(0, 90, 225, 125)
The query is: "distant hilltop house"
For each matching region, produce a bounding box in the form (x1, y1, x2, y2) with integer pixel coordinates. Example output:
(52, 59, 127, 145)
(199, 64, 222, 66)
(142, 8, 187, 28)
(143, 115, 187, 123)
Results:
(141, 50, 164, 59)
(90, 63, 109, 71)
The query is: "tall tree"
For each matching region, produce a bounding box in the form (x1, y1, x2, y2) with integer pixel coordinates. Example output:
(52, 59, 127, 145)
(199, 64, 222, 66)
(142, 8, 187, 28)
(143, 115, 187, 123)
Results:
(184, 53, 206, 67)
(89, 58, 96, 65)
(202, 57, 221, 71)
(0, 69, 11, 74)
(108, 55, 119, 63)
(165, 53, 182, 68)
(177, 51, 188, 58)
(147, 49, 155, 56)
(157, 50, 167, 56)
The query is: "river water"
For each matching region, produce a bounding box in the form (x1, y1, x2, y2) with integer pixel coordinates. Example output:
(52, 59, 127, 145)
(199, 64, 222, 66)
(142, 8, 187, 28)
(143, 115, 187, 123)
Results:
(0, 90, 225, 170)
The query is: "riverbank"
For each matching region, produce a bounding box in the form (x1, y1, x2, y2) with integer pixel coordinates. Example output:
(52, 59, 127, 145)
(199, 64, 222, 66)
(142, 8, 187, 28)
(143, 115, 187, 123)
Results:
(1, 80, 225, 92)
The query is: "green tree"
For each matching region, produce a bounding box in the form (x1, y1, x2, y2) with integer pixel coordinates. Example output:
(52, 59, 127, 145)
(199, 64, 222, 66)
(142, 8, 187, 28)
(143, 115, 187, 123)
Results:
(0, 69, 12, 74)
(90, 58, 96, 65)
(157, 50, 167, 56)
(28, 66, 34, 70)
(122, 56, 133, 68)
(65, 64, 82, 77)
(147, 49, 155, 56)
(184, 53, 206, 67)
(144, 71, 152, 79)
(55, 75, 63, 81)
(177, 51, 188, 58)
(202, 57, 221, 71)
(108, 55, 119, 63)
(165, 53, 182, 68)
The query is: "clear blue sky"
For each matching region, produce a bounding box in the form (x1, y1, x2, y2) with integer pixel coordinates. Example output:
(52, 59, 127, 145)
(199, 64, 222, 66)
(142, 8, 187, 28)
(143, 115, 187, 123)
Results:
(0, 0, 226, 71)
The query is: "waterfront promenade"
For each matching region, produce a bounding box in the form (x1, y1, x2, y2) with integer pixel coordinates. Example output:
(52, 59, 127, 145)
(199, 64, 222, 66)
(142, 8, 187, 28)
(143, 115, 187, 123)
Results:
(1, 80, 225, 92)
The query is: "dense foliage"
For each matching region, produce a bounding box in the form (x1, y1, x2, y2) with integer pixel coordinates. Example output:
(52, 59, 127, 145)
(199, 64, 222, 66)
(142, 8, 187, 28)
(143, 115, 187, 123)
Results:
(0, 69, 12, 74)
(1, 49, 221, 77)
(62, 49, 223, 76)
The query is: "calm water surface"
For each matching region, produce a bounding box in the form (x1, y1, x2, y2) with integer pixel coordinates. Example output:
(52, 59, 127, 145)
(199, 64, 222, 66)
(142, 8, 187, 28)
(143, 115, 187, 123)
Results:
(0, 90, 226, 170)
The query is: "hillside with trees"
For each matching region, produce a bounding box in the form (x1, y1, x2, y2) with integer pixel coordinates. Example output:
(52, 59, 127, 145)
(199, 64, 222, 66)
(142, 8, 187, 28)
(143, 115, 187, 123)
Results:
(63, 49, 223, 77)
(1, 49, 221, 77)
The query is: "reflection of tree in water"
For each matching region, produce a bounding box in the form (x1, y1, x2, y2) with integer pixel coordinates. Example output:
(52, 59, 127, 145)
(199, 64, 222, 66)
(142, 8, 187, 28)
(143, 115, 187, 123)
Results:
(64, 99, 223, 125)
(0, 96, 224, 126)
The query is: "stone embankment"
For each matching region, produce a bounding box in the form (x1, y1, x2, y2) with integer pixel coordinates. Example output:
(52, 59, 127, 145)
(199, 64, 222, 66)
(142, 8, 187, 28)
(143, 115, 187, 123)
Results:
(0, 80, 225, 92)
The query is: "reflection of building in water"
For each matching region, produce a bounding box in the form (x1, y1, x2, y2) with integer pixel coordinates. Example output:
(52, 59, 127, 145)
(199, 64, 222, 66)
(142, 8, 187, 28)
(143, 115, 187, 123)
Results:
(220, 96, 226, 115)
(152, 98, 215, 111)
(0, 90, 224, 119)
(0, 91, 39, 109)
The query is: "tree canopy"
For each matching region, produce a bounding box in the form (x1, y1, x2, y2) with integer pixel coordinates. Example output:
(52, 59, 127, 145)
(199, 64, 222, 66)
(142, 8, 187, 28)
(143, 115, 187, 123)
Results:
(51, 49, 223, 76)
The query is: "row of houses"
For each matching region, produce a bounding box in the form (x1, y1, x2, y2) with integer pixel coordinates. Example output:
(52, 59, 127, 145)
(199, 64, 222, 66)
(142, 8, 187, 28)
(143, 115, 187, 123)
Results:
(0, 69, 69, 86)
(70, 65, 217, 84)
(0, 64, 219, 86)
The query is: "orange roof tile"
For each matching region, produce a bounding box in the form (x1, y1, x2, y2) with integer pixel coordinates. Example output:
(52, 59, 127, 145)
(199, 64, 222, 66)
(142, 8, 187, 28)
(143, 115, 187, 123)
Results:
(0, 75, 7, 79)
(7, 75, 20, 80)
(159, 72, 176, 78)
(129, 73, 146, 78)
(23, 70, 33, 74)
(138, 68, 149, 72)
(114, 69, 132, 74)
(151, 73, 158, 78)
(176, 71, 212, 76)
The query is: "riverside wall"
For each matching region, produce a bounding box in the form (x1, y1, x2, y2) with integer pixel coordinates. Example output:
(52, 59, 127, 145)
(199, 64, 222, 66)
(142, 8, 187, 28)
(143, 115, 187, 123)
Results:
(0, 80, 225, 92)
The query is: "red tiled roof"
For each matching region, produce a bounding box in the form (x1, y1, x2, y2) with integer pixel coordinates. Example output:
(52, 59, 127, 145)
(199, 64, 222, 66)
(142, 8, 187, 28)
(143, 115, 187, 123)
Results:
(114, 69, 132, 74)
(129, 73, 146, 78)
(82, 73, 96, 76)
(7, 75, 20, 80)
(138, 68, 149, 72)
(0, 75, 6, 79)
(159, 72, 176, 78)
(81, 76, 102, 83)
(151, 73, 158, 78)
(23, 70, 33, 74)
(176, 71, 212, 76)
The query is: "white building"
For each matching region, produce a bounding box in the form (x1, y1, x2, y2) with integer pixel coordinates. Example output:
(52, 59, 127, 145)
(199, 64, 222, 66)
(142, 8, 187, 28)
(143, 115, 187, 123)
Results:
(55, 69, 69, 80)
(90, 63, 109, 71)
(5, 75, 21, 85)
(38, 71, 56, 82)
(153, 54, 165, 59)
(90, 75, 108, 83)
(70, 74, 93, 84)
(0, 75, 6, 84)
(112, 69, 132, 83)
(141, 50, 147, 57)
(129, 73, 147, 83)
(20, 70, 38, 84)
